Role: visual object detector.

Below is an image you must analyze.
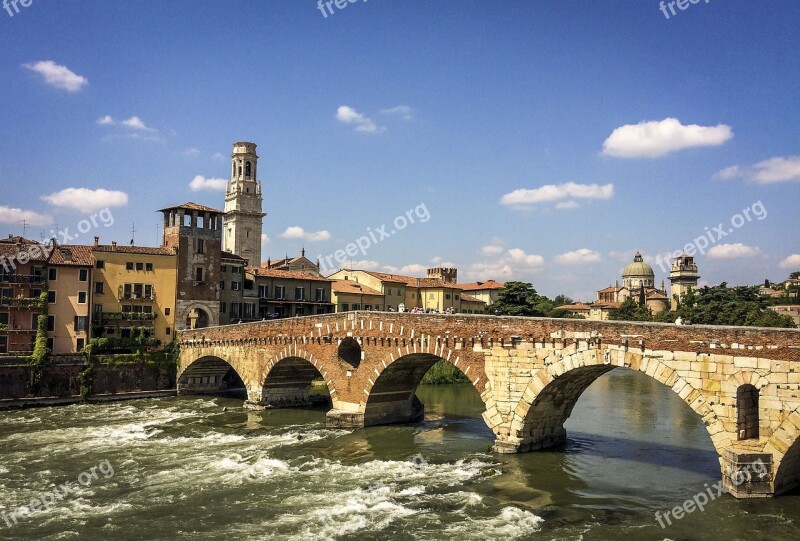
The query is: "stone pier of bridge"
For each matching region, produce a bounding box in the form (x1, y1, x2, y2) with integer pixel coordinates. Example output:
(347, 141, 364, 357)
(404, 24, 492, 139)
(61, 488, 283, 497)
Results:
(177, 311, 800, 498)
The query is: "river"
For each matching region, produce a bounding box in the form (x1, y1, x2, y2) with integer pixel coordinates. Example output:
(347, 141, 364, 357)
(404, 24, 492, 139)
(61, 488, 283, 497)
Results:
(1, 369, 799, 540)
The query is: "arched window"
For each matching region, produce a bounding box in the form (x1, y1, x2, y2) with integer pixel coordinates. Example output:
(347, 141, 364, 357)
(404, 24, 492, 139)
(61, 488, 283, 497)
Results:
(238, 165, 242, 178)
(245, 161, 251, 178)
(737, 384, 759, 440)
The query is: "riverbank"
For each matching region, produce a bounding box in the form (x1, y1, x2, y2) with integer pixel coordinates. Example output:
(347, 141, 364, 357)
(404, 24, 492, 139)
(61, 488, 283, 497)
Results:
(0, 353, 177, 410)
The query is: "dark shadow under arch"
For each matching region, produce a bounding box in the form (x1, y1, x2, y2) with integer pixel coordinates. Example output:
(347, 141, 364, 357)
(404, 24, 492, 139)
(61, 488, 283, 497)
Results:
(775, 434, 800, 496)
(261, 357, 330, 408)
(178, 356, 246, 398)
(364, 353, 485, 428)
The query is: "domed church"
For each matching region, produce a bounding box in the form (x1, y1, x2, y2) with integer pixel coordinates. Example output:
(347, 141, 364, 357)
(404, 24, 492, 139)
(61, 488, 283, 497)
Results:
(594, 251, 670, 318)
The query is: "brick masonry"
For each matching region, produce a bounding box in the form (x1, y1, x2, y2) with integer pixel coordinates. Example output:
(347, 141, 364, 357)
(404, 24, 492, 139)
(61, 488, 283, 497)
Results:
(178, 311, 800, 498)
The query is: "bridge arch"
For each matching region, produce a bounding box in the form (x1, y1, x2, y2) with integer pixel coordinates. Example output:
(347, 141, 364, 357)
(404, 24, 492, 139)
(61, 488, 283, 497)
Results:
(361, 352, 485, 427)
(260, 354, 334, 408)
(177, 355, 247, 397)
(506, 346, 730, 457)
(767, 408, 800, 495)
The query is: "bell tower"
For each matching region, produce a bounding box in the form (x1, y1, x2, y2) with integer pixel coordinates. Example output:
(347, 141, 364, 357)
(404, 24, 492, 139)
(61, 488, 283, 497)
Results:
(223, 142, 266, 266)
(669, 254, 699, 310)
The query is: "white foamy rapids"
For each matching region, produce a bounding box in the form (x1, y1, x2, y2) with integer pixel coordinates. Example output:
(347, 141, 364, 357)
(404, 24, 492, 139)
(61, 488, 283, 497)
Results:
(444, 506, 544, 539)
(268, 483, 417, 540)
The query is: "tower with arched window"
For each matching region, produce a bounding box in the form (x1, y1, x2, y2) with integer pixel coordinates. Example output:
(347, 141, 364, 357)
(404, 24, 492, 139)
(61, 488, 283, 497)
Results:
(223, 142, 266, 266)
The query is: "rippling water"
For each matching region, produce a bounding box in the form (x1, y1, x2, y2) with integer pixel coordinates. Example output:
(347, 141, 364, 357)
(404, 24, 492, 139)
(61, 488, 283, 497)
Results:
(1, 370, 799, 540)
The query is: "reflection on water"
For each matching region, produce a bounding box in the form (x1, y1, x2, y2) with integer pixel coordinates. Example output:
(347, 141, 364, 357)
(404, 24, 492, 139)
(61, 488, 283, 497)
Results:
(0, 369, 798, 540)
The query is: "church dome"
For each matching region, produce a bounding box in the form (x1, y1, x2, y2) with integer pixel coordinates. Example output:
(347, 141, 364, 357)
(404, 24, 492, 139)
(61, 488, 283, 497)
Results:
(623, 251, 655, 279)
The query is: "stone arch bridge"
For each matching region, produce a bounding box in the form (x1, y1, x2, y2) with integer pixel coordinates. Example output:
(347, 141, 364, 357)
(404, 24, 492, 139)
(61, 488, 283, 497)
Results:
(177, 311, 800, 498)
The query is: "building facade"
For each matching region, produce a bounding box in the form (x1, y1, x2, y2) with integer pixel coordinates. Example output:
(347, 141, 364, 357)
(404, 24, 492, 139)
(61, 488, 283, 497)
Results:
(0, 237, 50, 354)
(48, 245, 93, 353)
(247, 268, 334, 318)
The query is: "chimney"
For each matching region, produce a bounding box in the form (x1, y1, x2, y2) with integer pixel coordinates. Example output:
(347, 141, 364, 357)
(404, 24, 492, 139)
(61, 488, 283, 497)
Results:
(111, 241, 117, 251)
(94, 236, 99, 247)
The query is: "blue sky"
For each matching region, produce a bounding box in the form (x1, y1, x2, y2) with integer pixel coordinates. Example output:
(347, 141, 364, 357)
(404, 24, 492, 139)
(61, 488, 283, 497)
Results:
(1, 0, 798, 300)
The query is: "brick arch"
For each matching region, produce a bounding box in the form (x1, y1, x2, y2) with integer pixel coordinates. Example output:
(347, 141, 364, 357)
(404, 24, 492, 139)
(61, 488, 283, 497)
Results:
(177, 354, 248, 397)
(265, 349, 340, 408)
(360, 351, 487, 427)
(508, 346, 730, 456)
(766, 406, 800, 495)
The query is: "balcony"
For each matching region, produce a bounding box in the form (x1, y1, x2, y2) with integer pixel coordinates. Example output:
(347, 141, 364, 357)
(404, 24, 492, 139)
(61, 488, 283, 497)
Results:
(0, 274, 45, 285)
(98, 312, 157, 323)
(0, 296, 45, 310)
(118, 292, 156, 301)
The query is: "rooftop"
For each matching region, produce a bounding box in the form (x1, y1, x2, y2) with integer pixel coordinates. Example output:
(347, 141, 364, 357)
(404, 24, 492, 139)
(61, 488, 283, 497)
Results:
(158, 202, 224, 214)
(459, 280, 504, 291)
(248, 267, 334, 281)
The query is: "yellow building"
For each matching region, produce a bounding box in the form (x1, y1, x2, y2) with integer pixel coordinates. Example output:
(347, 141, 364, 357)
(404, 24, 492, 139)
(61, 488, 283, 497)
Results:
(331, 279, 385, 312)
(48, 245, 93, 353)
(91, 240, 177, 348)
(458, 280, 504, 306)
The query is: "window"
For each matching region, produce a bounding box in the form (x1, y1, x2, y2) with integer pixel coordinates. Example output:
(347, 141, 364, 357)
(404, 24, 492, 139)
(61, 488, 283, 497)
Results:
(244, 303, 255, 318)
(275, 285, 285, 299)
(455, 295, 460, 300)
(195, 267, 205, 282)
(79, 269, 88, 282)
(0, 312, 8, 325)
(166, 327, 171, 335)
(96, 260, 105, 269)
(48, 268, 57, 281)
(76, 338, 85, 351)
(30, 288, 41, 299)
(133, 284, 143, 298)
(145, 263, 153, 272)
(232, 266, 242, 275)
(341, 303, 350, 312)
(244, 279, 254, 290)
(220, 302, 227, 313)
(386, 289, 392, 296)
(316, 288, 325, 302)
(47, 315, 55, 332)
(95, 282, 104, 294)
(232, 281, 241, 291)
(126, 262, 134, 271)
(219, 281, 225, 291)
(47, 291, 56, 304)
(78, 292, 87, 304)
(74, 316, 88, 333)
(295, 287, 305, 301)
(94, 304, 103, 315)
(259, 285, 268, 299)
(136, 262, 144, 271)
(46, 338, 53, 351)
(221, 265, 228, 273)
(445, 294, 451, 300)
(230, 303, 241, 318)
(197, 239, 205, 254)
(165, 308, 170, 316)
(144, 285, 153, 299)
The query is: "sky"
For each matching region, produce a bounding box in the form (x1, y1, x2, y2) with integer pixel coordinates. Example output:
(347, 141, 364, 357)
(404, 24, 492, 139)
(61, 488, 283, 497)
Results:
(1, 0, 799, 301)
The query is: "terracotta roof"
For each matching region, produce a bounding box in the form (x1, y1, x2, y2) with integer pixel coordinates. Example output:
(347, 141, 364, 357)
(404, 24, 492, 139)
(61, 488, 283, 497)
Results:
(158, 202, 223, 214)
(597, 286, 625, 293)
(558, 303, 592, 311)
(0, 238, 53, 261)
(0, 236, 39, 245)
(221, 251, 247, 262)
(459, 280, 504, 291)
(364, 271, 461, 289)
(592, 302, 622, 309)
(459, 292, 484, 303)
(247, 267, 334, 282)
(93, 244, 176, 256)
(646, 292, 669, 300)
(332, 280, 383, 296)
(50, 245, 94, 266)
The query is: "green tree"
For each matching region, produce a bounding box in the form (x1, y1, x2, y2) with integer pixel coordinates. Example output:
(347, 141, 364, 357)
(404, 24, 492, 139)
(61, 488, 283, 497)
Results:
(609, 297, 653, 322)
(486, 283, 579, 318)
(31, 292, 50, 363)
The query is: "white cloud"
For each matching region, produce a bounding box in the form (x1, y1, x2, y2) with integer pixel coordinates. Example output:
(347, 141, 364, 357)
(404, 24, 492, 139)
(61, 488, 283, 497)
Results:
(465, 247, 545, 280)
(380, 105, 413, 120)
(707, 243, 761, 260)
(96, 115, 157, 132)
(555, 200, 580, 210)
(713, 156, 800, 184)
(554, 248, 602, 265)
(602, 118, 733, 158)
(188, 175, 227, 192)
(279, 226, 331, 242)
(183, 148, 201, 157)
(212, 152, 226, 161)
(480, 237, 505, 256)
(41, 188, 128, 213)
(336, 105, 382, 133)
(261, 233, 270, 245)
(22, 60, 88, 92)
(779, 254, 800, 270)
(500, 182, 614, 210)
(0, 205, 52, 226)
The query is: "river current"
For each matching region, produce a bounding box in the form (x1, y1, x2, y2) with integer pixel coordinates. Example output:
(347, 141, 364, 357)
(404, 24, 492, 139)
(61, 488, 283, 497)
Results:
(1, 370, 799, 540)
